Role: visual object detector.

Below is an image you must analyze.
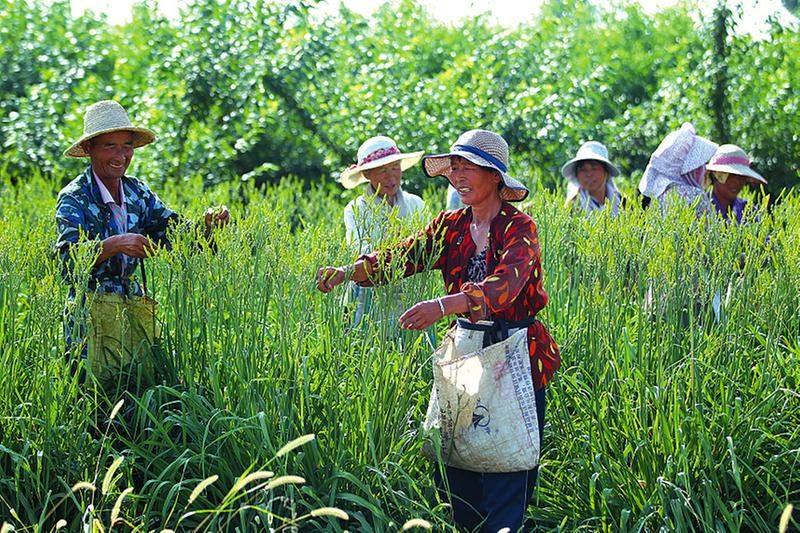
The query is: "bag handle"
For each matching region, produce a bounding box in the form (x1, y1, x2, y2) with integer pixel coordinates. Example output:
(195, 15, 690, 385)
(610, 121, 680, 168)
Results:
(139, 259, 148, 297)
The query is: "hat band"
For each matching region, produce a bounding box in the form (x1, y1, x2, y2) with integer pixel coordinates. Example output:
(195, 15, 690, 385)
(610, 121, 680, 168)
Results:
(711, 155, 750, 167)
(453, 144, 508, 173)
(359, 146, 400, 166)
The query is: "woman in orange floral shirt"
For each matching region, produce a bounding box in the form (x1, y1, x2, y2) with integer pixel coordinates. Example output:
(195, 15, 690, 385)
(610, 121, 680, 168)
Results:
(317, 129, 559, 532)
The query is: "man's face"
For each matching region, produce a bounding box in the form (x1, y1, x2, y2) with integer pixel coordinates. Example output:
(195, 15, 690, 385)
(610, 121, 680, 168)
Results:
(86, 131, 134, 180)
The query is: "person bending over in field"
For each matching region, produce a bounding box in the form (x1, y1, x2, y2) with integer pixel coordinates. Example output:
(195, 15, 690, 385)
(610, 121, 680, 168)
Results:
(562, 141, 625, 217)
(638, 122, 718, 217)
(705, 144, 768, 224)
(316, 129, 560, 532)
(338, 135, 425, 327)
(55, 100, 229, 382)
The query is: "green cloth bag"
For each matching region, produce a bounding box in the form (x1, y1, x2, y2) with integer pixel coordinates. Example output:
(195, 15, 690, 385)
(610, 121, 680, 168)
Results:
(86, 263, 161, 389)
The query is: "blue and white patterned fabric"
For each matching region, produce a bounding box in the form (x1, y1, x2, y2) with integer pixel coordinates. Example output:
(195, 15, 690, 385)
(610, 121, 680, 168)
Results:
(55, 165, 179, 297)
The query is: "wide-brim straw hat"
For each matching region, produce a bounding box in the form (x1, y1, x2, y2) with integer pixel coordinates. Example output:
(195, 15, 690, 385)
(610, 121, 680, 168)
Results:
(422, 129, 529, 202)
(338, 135, 423, 189)
(706, 144, 767, 185)
(561, 141, 620, 182)
(64, 100, 156, 158)
(638, 122, 718, 197)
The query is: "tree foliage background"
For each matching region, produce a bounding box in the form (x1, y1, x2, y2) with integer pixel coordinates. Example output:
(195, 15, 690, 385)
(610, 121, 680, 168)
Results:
(0, 0, 798, 195)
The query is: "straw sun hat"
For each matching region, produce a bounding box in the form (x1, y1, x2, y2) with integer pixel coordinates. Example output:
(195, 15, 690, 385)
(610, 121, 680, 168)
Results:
(422, 129, 529, 202)
(706, 144, 767, 185)
(64, 100, 156, 158)
(338, 136, 424, 189)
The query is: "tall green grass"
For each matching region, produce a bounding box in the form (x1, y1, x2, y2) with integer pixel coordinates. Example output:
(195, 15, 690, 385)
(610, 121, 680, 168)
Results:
(0, 171, 798, 531)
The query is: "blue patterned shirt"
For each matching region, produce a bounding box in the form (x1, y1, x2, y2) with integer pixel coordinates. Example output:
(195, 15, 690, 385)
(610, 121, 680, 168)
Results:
(55, 165, 179, 297)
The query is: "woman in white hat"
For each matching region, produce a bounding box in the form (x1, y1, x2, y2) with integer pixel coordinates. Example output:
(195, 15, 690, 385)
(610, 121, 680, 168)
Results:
(338, 136, 425, 326)
(638, 122, 719, 217)
(706, 144, 767, 224)
(561, 141, 624, 217)
(317, 129, 560, 532)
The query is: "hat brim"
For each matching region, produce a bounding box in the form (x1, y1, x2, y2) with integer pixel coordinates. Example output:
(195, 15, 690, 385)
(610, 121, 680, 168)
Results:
(561, 156, 620, 181)
(422, 150, 529, 202)
(338, 151, 424, 190)
(680, 136, 718, 174)
(707, 163, 767, 184)
(64, 127, 156, 158)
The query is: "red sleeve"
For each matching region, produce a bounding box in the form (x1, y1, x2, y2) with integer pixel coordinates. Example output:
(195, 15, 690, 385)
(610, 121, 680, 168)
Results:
(460, 215, 540, 321)
(356, 211, 449, 287)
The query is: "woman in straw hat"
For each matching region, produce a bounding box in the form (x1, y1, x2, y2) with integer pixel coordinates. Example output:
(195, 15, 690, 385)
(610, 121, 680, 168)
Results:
(317, 129, 560, 532)
(706, 144, 767, 224)
(638, 122, 719, 217)
(562, 141, 624, 217)
(339, 135, 426, 326)
(55, 100, 229, 356)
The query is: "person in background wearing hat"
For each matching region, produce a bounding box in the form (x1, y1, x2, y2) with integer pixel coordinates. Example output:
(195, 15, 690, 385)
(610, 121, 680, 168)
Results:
(638, 122, 719, 217)
(706, 144, 767, 224)
(562, 141, 624, 217)
(339, 135, 425, 326)
(446, 183, 465, 211)
(55, 100, 230, 352)
(316, 129, 560, 532)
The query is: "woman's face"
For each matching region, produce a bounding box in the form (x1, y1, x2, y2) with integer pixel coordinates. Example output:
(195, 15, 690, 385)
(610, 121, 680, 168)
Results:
(448, 155, 501, 206)
(363, 160, 402, 198)
(575, 160, 608, 198)
(714, 173, 748, 202)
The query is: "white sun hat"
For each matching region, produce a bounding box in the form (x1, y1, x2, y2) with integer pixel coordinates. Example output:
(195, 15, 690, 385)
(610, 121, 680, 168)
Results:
(561, 141, 620, 181)
(422, 129, 529, 202)
(638, 122, 718, 198)
(64, 100, 156, 158)
(706, 144, 767, 185)
(338, 136, 424, 189)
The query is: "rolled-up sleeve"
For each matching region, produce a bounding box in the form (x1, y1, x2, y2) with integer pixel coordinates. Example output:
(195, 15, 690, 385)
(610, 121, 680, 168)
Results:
(461, 216, 539, 321)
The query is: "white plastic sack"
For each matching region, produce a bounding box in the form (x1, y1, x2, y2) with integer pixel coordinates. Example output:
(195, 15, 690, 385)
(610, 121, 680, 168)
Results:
(424, 324, 540, 473)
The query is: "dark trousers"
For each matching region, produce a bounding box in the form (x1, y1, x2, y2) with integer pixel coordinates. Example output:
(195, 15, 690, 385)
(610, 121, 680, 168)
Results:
(436, 387, 546, 533)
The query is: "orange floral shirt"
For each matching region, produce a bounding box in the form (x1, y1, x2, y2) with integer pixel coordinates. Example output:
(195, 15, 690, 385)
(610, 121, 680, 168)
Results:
(358, 202, 560, 390)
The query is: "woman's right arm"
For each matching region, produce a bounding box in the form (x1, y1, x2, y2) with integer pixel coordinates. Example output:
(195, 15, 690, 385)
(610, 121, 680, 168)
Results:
(315, 210, 450, 293)
(316, 259, 372, 293)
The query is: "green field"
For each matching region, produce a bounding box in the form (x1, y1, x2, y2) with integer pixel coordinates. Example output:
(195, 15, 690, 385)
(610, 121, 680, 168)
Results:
(2, 0, 800, 530)
(1, 172, 798, 530)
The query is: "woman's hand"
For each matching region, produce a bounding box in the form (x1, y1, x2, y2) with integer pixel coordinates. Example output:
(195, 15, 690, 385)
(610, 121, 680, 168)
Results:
(399, 300, 444, 330)
(316, 266, 347, 293)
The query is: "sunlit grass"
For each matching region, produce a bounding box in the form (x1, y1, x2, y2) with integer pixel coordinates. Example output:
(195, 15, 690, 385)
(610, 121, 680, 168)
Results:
(0, 172, 798, 531)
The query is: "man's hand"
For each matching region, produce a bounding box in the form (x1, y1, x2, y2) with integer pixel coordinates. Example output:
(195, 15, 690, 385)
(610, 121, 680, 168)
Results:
(316, 266, 347, 293)
(95, 233, 155, 266)
(399, 300, 443, 330)
(110, 233, 156, 258)
(204, 205, 231, 230)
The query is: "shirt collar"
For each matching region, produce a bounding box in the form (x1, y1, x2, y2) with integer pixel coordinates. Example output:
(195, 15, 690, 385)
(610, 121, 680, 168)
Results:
(92, 169, 125, 206)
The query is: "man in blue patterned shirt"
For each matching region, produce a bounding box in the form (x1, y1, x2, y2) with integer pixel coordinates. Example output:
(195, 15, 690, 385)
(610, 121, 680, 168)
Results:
(55, 100, 229, 349)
